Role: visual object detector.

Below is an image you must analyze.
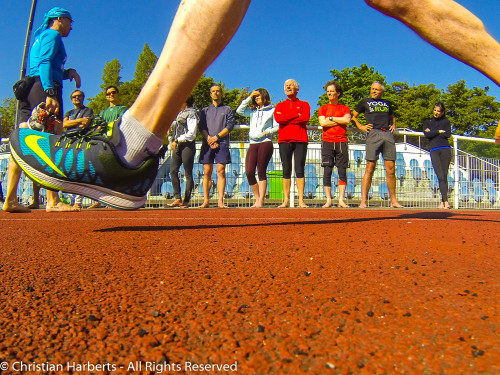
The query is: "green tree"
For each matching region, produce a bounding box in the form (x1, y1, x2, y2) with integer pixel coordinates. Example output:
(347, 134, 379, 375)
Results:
(88, 59, 124, 114)
(391, 82, 441, 130)
(442, 80, 499, 136)
(0, 98, 16, 138)
(311, 64, 394, 126)
(120, 44, 158, 108)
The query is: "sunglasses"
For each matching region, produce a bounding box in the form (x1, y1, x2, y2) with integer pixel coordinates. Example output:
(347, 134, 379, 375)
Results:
(71, 95, 83, 99)
(106, 91, 118, 96)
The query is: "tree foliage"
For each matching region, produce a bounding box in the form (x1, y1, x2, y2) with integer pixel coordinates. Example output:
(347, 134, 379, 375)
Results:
(311, 64, 395, 126)
(87, 59, 124, 114)
(442, 80, 499, 136)
(119, 44, 158, 108)
(0, 98, 16, 138)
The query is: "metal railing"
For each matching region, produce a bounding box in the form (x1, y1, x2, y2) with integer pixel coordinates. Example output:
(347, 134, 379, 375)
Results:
(1, 126, 498, 209)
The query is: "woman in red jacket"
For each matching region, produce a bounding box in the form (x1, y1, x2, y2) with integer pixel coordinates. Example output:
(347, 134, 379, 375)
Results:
(274, 79, 311, 208)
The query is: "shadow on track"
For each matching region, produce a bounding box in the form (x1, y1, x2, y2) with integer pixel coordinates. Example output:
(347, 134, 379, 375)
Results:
(94, 211, 499, 233)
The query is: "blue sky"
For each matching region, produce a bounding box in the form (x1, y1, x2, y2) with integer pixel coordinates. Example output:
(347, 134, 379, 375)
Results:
(1, 0, 499, 112)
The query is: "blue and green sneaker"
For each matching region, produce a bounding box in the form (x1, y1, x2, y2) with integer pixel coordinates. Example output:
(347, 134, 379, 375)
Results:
(9, 119, 165, 210)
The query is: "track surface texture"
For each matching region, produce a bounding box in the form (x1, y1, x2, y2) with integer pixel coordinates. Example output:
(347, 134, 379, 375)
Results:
(0, 208, 498, 375)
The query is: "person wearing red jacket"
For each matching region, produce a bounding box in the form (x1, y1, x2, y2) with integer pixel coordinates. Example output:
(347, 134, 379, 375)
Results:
(274, 79, 311, 208)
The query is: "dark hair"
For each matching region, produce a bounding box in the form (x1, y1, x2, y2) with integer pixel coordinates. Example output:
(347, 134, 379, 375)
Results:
(70, 89, 84, 100)
(324, 80, 343, 99)
(210, 84, 222, 90)
(251, 88, 271, 109)
(105, 85, 119, 94)
(185, 95, 195, 108)
(434, 101, 446, 114)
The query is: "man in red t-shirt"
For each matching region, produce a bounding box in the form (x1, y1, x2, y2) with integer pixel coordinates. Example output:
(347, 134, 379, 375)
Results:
(318, 81, 351, 208)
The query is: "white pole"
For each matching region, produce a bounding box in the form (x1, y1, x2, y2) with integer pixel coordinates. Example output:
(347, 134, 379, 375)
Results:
(453, 136, 460, 209)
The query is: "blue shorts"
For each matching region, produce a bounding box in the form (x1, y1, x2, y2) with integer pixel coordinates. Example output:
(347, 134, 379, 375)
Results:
(199, 141, 231, 165)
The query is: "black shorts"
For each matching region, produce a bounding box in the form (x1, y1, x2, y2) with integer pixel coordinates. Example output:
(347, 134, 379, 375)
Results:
(321, 141, 349, 169)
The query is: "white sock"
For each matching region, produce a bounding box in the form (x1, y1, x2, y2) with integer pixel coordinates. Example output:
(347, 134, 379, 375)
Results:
(116, 111, 163, 167)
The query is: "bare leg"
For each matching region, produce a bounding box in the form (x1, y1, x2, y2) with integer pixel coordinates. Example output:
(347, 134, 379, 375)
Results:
(322, 186, 332, 208)
(27, 182, 40, 209)
(360, 161, 376, 208)
(257, 179, 267, 207)
(130, 0, 251, 137)
(2, 158, 30, 213)
(385, 160, 403, 208)
(200, 164, 213, 208)
(365, 0, 500, 85)
(338, 184, 349, 208)
(296, 177, 308, 208)
(277, 178, 291, 208)
(216, 163, 227, 208)
(250, 180, 268, 208)
(250, 183, 260, 208)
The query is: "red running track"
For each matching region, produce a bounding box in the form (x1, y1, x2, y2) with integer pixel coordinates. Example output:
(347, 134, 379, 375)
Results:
(0, 208, 498, 374)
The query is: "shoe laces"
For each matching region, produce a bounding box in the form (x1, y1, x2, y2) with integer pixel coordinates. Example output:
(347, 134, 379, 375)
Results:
(55, 117, 110, 149)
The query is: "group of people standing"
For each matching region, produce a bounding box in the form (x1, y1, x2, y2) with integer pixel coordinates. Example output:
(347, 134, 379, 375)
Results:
(167, 78, 454, 210)
(7, 0, 479, 212)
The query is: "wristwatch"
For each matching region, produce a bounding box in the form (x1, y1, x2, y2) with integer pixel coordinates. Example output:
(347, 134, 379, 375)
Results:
(328, 117, 333, 122)
(45, 88, 57, 97)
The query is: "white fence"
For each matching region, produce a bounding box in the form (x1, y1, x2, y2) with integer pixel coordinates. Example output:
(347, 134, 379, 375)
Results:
(1, 127, 499, 209)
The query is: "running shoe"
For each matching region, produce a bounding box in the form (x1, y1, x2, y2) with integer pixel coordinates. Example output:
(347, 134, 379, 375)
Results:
(9, 118, 165, 210)
(27, 102, 57, 133)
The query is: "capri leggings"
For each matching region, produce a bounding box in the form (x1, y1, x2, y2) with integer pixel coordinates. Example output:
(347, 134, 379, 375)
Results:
(430, 147, 452, 202)
(279, 142, 308, 179)
(245, 141, 274, 185)
(322, 141, 348, 187)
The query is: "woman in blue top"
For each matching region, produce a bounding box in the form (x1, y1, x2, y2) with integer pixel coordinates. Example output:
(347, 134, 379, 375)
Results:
(3, 7, 81, 213)
(424, 102, 452, 209)
(237, 88, 279, 207)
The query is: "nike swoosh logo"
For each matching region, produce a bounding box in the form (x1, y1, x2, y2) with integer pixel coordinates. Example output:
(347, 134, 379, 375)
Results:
(25, 134, 67, 178)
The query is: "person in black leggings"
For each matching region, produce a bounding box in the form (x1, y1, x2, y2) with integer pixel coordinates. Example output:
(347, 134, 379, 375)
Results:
(424, 102, 452, 209)
(168, 96, 199, 208)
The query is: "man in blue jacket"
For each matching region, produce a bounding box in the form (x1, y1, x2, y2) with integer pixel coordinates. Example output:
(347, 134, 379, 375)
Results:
(4, 7, 81, 213)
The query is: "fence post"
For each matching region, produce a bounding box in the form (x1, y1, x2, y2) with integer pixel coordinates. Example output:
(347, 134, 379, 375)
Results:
(453, 136, 459, 209)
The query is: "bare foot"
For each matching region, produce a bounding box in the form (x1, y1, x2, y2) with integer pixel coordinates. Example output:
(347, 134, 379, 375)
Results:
(338, 201, 350, 208)
(298, 202, 309, 208)
(444, 202, 451, 209)
(46, 202, 78, 212)
(167, 198, 183, 207)
(198, 202, 210, 208)
(359, 202, 368, 208)
(3, 200, 31, 213)
(251, 202, 262, 208)
(438, 202, 445, 209)
(180, 202, 190, 208)
(27, 202, 40, 209)
(88, 202, 103, 209)
(277, 202, 289, 208)
(390, 202, 404, 208)
(322, 201, 332, 208)
(218, 203, 228, 208)
(72, 203, 82, 212)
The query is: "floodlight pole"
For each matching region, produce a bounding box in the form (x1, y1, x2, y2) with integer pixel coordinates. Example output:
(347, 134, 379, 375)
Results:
(14, 0, 38, 126)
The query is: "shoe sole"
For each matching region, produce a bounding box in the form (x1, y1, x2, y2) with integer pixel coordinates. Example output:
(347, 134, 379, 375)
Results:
(11, 146, 146, 210)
